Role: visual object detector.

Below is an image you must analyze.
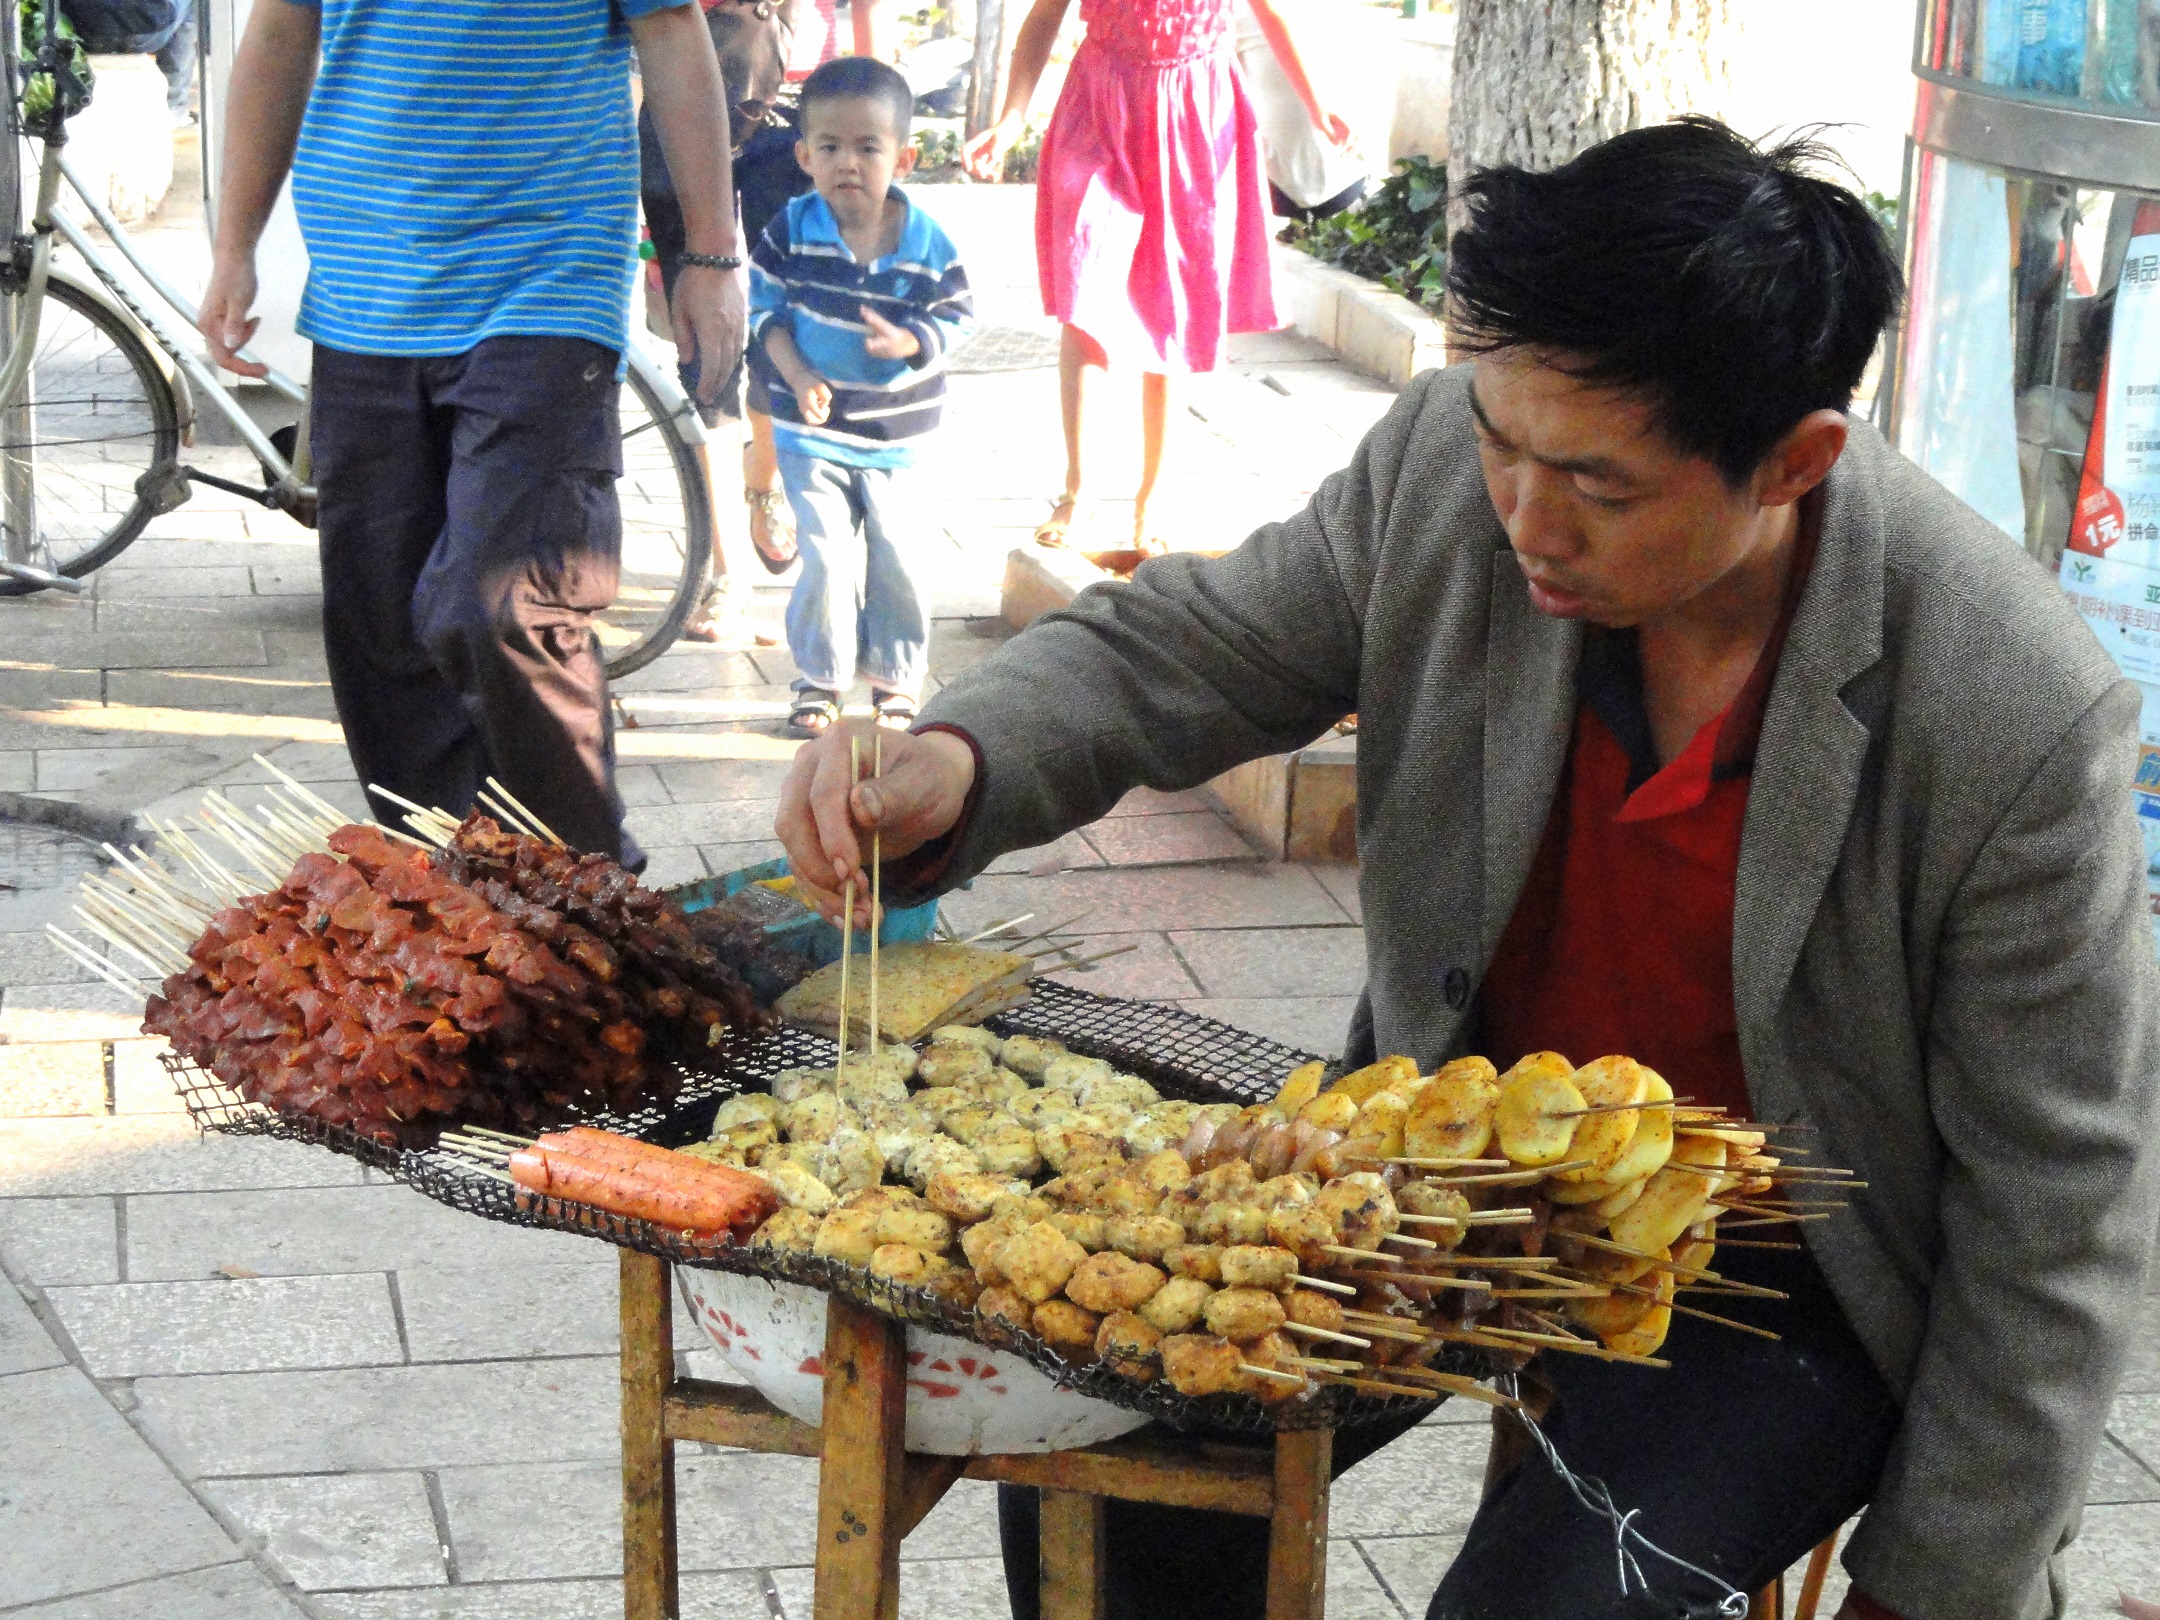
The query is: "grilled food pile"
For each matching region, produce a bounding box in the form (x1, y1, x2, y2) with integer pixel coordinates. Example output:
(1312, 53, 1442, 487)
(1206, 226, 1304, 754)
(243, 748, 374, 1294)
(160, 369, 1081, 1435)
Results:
(730, 1034, 1838, 1407)
(144, 816, 764, 1147)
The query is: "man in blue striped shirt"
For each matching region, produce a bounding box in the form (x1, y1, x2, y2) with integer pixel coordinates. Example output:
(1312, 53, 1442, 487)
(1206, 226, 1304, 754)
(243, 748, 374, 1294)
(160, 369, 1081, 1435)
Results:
(748, 57, 971, 735)
(198, 0, 741, 866)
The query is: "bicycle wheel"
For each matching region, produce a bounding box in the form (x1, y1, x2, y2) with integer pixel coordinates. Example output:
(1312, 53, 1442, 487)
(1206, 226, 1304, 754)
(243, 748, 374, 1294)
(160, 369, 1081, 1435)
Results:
(0, 272, 181, 595)
(597, 361, 714, 678)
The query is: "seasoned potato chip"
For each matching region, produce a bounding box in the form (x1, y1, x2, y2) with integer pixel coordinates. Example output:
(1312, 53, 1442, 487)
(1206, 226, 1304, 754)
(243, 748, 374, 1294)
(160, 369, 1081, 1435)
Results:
(1494, 1053, 1586, 1167)
(1550, 1056, 1651, 1184)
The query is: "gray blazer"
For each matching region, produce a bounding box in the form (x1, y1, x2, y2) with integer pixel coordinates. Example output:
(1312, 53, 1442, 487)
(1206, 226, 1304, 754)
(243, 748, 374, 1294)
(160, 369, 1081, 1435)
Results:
(918, 368, 2160, 1619)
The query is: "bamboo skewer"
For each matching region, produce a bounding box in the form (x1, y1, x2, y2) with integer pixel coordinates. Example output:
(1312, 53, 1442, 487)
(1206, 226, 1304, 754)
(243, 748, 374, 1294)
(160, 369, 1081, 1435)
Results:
(1350, 1365, 1521, 1409)
(1383, 1156, 1510, 1170)
(43, 926, 149, 995)
(957, 913, 1034, 945)
(1280, 1321, 1373, 1349)
(838, 737, 859, 1088)
(1380, 1231, 1440, 1250)
(1548, 1098, 1681, 1120)
(869, 732, 883, 1061)
(1289, 1274, 1358, 1296)
(484, 776, 565, 847)
(1409, 1160, 1593, 1187)
(1237, 1361, 1305, 1384)
(1331, 1269, 1492, 1294)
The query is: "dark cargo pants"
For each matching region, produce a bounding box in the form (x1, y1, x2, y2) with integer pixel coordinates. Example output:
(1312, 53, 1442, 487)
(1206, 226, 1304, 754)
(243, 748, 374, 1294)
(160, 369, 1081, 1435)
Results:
(310, 337, 641, 866)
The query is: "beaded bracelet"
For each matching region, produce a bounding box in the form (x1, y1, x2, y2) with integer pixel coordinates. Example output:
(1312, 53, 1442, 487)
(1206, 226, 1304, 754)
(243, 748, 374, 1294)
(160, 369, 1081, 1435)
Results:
(680, 251, 744, 272)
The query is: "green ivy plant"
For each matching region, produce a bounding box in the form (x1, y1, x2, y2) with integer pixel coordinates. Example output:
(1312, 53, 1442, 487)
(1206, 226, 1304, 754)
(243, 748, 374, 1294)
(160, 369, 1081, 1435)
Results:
(1282, 156, 1448, 313)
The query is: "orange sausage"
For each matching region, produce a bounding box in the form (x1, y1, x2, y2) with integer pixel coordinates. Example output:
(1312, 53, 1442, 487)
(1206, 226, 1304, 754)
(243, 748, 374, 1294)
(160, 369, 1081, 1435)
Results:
(508, 1141, 777, 1237)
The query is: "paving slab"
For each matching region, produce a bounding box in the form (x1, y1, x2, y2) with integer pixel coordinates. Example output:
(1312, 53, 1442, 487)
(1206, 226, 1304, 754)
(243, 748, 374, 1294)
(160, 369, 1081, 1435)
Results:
(102, 668, 342, 719)
(612, 651, 774, 694)
(0, 1272, 65, 1375)
(0, 629, 270, 670)
(1080, 810, 1256, 867)
(1326, 1423, 1491, 1539)
(652, 757, 797, 803)
(0, 1115, 366, 1198)
(206, 1472, 448, 1591)
(124, 1183, 596, 1282)
(694, 839, 786, 879)
(2065, 1500, 2160, 1612)
(0, 979, 146, 1044)
(1311, 862, 1362, 923)
(0, 1193, 118, 1283)
(91, 565, 258, 600)
(2107, 1393, 2160, 1484)
(1176, 995, 1358, 1059)
(134, 1356, 621, 1476)
(0, 1364, 247, 1607)
(1168, 924, 1369, 999)
(308, 1576, 767, 1620)
(983, 830, 1107, 877)
(0, 749, 32, 791)
(395, 1260, 620, 1363)
(7, 1560, 308, 1620)
(640, 845, 709, 889)
(110, 1037, 186, 1113)
(936, 862, 1353, 937)
(2121, 1295, 2160, 1396)
(44, 1271, 404, 1377)
(0, 667, 103, 707)
(626, 798, 779, 849)
(0, 1039, 107, 1117)
(1035, 931, 1198, 1003)
(1354, 1532, 1460, 1615)
(770, 1554, 1014, 1620)
(0, 928, 109, 987)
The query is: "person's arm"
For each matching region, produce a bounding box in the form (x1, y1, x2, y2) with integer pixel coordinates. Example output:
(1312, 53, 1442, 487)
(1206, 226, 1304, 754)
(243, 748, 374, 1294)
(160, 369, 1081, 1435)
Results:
(1841, 683, 2160, 1620)
(850, 0, 881, 58)
(761, 326, 831, 424)
(630, 2, 745, 407)
(960, 0, 1072, 179)
(197, 0, 319, 377)
(1242, 0, 1349, 144)
(886, 237, 974, 368)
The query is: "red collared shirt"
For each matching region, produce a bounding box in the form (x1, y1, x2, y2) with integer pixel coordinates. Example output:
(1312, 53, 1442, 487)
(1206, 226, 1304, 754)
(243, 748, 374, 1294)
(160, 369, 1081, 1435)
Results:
(1481, 496, 1822, 1120)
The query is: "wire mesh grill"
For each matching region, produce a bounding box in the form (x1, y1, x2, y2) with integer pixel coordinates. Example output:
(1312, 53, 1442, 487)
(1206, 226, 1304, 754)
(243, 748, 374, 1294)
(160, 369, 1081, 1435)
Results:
(166, 980, 1491, 1432)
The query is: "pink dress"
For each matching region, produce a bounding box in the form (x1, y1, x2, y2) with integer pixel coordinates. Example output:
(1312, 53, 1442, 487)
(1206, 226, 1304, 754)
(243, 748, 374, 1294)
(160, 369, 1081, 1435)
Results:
(1035, 0, 1282, 373)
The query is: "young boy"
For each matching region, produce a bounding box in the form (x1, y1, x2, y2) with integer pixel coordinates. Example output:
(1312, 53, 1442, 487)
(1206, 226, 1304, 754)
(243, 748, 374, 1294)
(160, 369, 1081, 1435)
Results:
(749, 56, 973, 736)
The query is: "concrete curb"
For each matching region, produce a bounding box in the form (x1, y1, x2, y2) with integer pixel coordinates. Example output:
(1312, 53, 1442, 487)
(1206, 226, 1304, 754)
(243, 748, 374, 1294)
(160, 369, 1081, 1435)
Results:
(0, 792, 135, 848)
(1271, 243, 1446, 388)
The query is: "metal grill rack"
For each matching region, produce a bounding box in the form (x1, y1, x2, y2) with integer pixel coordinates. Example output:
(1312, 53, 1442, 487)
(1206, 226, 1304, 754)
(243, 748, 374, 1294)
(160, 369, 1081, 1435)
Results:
(167, 981, 1496, 1431)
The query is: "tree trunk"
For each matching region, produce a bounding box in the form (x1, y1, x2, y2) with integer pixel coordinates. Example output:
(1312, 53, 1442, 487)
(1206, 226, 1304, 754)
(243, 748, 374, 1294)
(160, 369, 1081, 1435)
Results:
(1446, 0, 1742, 206)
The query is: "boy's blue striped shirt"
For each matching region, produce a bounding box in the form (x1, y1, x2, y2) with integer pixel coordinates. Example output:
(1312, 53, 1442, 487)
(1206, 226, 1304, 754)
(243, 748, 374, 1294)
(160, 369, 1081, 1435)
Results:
(748, 188, 973, 469)
(281, 0, 686, 357)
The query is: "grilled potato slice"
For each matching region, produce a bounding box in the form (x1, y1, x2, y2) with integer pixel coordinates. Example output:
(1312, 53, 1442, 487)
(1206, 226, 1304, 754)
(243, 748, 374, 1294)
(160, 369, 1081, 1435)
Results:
(1272, 1060, 1326, 1118)
(1493, 1053, 1585, 1167)
(1599, 1068, 1677, 1187)
(1324, 1054, 1420, 1105)
(1550, 1055, 1650, 1184)
(1608, 1137, 1725, 1255)
(1401, 1056, 1501, 1161)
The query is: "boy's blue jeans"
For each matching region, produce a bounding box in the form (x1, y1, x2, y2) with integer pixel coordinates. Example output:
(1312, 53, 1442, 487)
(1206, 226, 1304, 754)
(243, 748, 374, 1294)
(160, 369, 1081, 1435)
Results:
(779, 450, 930, 700)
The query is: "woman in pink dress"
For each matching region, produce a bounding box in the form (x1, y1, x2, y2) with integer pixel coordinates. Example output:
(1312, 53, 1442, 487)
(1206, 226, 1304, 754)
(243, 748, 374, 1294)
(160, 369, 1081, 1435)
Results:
(963, 0, 1347, 553)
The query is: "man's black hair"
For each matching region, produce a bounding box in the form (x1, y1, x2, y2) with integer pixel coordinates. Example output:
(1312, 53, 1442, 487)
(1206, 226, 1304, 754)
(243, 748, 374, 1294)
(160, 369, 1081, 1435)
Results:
(1445, 116, 1903, 485)
(799, 55, 914, 144)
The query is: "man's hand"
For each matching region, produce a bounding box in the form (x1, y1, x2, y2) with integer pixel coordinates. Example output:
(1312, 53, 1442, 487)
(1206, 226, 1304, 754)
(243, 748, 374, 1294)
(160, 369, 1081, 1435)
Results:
(672, 266, 748, 408)
(198, 253, 267, 378)
(860, 306, 920, 361)
(797, 377, 834, 425)
(776, 720, 977, 920)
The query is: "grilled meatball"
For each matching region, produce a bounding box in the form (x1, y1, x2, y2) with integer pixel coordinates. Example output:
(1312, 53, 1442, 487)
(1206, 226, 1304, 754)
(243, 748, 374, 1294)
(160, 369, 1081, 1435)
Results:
(812, 1207, 882, 1266)
(916, 1043, 995, 1089)
(712, 1094, 783, 1132)
(1163, 1243, 1225, 1283)
(1284, 1288, 1346, 1334)
(1192, 1200, 1270, 1246)
(1132, 1147, 1196, 1196)
(1204, 1286, 1288, 1341)
(1160, 1333, 1244, 1397)
(873, 1207, 955, 1254)
(1220, 1244, 1299, 1291)
(1064, 1251, 1167, 1314)
(1139, 1276, 1214, 1334)
(1316, 1171, 1399, 1252)
(977, 1285, 1033, 1339)
(997, 1034, 1068, 1079)
(750, 1206, 821, 1252)
(1106, 1214, 1186, 1265)
(868, 1243, 940, 1284)
(929, 1025, 1003, 1059)
(960, 1212, 1028, 1284)
(927, 1170, 1027, 1226)
(974, 1121, 1045, 1180)
(1032, 1298, 1102, 1360)
(1000, 1220, 1089, 1303)
(1048, 1210, 1110, 1252)
(1095, 1310, 1164, 1380)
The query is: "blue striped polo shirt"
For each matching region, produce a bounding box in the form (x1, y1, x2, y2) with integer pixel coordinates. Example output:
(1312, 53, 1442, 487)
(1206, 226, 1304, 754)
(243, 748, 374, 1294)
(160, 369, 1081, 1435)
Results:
(747, 188, 973, 469)
(283, 0, 688, 357)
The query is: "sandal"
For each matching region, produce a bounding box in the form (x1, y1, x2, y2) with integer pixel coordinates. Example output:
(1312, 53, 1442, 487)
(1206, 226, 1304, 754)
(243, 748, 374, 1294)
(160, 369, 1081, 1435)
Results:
(1033, 492, 1087, 549)
(748, 488, 798, 574)
(871, 690, 918, 731)
(788, 689, 841, 737)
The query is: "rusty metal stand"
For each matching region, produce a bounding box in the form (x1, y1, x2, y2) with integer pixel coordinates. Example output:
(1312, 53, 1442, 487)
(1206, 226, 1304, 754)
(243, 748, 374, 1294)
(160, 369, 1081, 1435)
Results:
(619, 1251, 1336, 1620)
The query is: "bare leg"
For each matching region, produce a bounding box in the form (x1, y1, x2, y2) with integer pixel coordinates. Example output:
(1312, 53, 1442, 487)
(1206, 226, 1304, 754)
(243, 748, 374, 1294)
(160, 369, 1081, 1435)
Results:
(744, 409, 779, 494)
(1134, 371, 1172, 555)
(1038, 323, 1107, 545)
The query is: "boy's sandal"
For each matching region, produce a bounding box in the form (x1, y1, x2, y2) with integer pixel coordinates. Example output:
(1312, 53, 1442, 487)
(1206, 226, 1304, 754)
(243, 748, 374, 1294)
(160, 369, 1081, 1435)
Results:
(1033, 493, 1086, 549)
(871, 690, 918, 731)
(747, 488, 798, 574)
(788, 690, 841, 737)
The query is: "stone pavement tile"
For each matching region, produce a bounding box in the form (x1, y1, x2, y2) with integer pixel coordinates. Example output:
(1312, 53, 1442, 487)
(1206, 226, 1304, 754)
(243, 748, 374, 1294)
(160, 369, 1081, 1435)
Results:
(111, 1037, 186, 1113)
(936, 862, 1352, 937)
(102, 537, 315, 570)
(152, 775, 373, 827)
(1, 928, 106, 985)
(92, 564, 257, 599)
(612, 650, 772, 694)
(0, 1194, 117, 1283)
(34, 741, 244, 793)
(640, 846, 708, 890)
(208, 739, 364, 784)
(0, 748, 31, 790)
(0, 667, 103, 707)
(983, 831, 1106, 876)
(629, 798, 778, 848)
(613, 763, 670, 807)
(311, 1580, 623, 1620)
(2088, 1431, 2160, 1504)
(0, 1040, 106, 1117)
(1, 1271, 65, 1374)
(695, 840, 786, 879)
(10, 1561, 307, 1620)
(396, 1260, 619, 1363)
(2064, 1501, 2160, 1613)
(2120, 1296, 2160, 1394)
(2108, 1393, 2160, 1485)
(1355, 1533, 1461, 1615)
(616, 688, 797, 728)
(1038, 931, 1198, 1002)
(1078, 811, 1257, 867)
(44, 1272, 403, 1377)
(1168, 925, 1368, 999)
(1310, 862, 1362, 923)
(103, 668, 341, 719)
(902, 1477, 1004, 1560)
(135, 1356, 619, 1476)
(0, 979, 146, 1044)
(207, 1472, 448, 1591)
(771, 1554, 1015, 1620)
(926, 619, 1017, 678)
(251, 565, 325, 596)
(1178, 996, 1358, 1059)
(91, 594, 323, 634)
(1, 629, 269, 669)
(0, 1364, 247, 1607)
(1326, 1421, 1490, 1538)
(655, 757, 796, 802)
(0, 1116, 365, 1199)
(125, 1183, 595, 1282)
(1325, 1543, 1410, 1619)
(1102, 786, 1215, 818)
